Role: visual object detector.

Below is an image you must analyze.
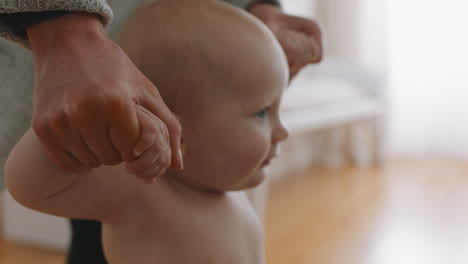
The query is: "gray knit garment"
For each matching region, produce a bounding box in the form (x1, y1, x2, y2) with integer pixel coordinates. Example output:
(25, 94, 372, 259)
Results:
(0, 39, 33, 190)
(0, 0, 113, 48)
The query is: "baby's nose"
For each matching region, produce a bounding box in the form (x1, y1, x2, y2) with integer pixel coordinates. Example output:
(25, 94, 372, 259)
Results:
(272, 123, 289, 144)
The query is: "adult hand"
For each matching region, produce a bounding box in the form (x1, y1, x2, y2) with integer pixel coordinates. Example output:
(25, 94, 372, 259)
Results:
(249, 3, 323, 79)
(27, 13, 183, 181)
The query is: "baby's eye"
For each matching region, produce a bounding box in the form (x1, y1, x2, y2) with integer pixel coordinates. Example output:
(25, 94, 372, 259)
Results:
(255, 107, 269, 119)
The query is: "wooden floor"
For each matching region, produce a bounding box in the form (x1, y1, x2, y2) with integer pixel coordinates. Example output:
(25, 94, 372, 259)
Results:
(265, 158, 468, 264)
(1, 158, 468, 264)
(0, 239, 64, 264)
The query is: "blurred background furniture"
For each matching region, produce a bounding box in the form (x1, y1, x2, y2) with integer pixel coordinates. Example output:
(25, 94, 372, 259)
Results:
(271, 60, 384, 178)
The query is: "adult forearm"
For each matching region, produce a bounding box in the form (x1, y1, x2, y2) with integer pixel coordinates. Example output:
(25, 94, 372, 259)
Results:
(27, 12, 106, 62)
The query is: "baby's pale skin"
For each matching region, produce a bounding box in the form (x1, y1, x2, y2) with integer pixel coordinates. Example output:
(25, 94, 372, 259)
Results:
(7, 132, 266, 263)
(5, 0, 289, 263)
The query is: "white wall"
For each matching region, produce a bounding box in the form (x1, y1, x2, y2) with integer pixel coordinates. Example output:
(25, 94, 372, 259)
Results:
(359, 0, 388, 71)
(388, 0, 468, 158)
(281, 0, 317, 17)
(313, 0, 387, 72)
(288, 0, 468, 159)
(1, 191, 69, 250)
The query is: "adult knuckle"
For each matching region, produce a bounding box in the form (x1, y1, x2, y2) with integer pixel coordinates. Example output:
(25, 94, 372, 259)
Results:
(31, 119, 49, 137)
(103, 94, 131, 113)
(62, 103, 79, 119)
(47, 114, 69, 134)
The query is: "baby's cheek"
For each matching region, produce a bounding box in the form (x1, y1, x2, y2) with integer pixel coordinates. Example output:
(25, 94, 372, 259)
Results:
(239, 135, 270, 169)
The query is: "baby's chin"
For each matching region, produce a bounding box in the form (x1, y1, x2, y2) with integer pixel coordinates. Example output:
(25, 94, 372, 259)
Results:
(195, 176, 266, 192)
(227, 168, 267, 191)
(164, 166, 267, 192)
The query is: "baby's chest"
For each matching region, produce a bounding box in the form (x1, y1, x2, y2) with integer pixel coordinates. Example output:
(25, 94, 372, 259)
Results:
(105, 196, 265, 264)
(172, 226, 264, 264)
(157, 207, 265, 263)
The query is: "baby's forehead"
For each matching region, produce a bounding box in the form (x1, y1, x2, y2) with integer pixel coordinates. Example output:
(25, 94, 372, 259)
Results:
(194, 74, 285, 110)
(120, 0, 288, 113)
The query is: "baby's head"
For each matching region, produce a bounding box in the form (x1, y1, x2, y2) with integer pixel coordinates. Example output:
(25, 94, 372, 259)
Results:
(118, 0, 289, 192)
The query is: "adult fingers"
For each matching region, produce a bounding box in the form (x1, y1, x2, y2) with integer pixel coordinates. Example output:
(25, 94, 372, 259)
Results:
(61, 128, 100, 169)
(80, 114, 122, 166)
(285, 32, 321, 78)
(289, 66, 302, 80)
(32, 122, 88, 173)
(291, 32, 321, 65)
(280, 32, 308, 70)
(304, 35, 322, 63)
(296, 17, 322, 39)
(287, 16, 323, 63)
(107, 98, 140, 162)
(47, 115, 101, 169)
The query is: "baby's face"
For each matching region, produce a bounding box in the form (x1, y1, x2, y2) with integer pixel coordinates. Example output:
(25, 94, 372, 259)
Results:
(169, 40, 289, 192)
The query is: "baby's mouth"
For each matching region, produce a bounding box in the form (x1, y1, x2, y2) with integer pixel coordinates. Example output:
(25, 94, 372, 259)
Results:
(260, 155, 276, 167)
(260, 160, 271, 167)
(261, 147, 279, 168)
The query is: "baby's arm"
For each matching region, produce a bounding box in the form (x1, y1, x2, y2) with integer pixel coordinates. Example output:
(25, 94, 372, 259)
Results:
(4, 128, 139, 223)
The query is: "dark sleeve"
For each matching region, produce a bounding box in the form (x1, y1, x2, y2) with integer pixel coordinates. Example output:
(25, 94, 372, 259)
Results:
(251, 0, 281, 7)
(0, 1, 112, 48)
(223, 0, 281, 10)
(0, 11, 73, 39)
(67, 219, 107, 264)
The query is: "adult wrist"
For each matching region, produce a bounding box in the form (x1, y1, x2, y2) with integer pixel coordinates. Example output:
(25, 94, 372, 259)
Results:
(27, 12, 107, 59)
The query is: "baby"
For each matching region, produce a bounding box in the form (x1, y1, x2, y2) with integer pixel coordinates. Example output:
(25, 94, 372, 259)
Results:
(5, 0, 289, 263)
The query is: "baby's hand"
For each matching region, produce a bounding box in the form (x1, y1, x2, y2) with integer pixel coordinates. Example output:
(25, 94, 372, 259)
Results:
(125, 105, 172, 183)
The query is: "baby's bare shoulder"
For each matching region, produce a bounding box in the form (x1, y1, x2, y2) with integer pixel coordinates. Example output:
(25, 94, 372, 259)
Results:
(107, 188, 265, 264)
